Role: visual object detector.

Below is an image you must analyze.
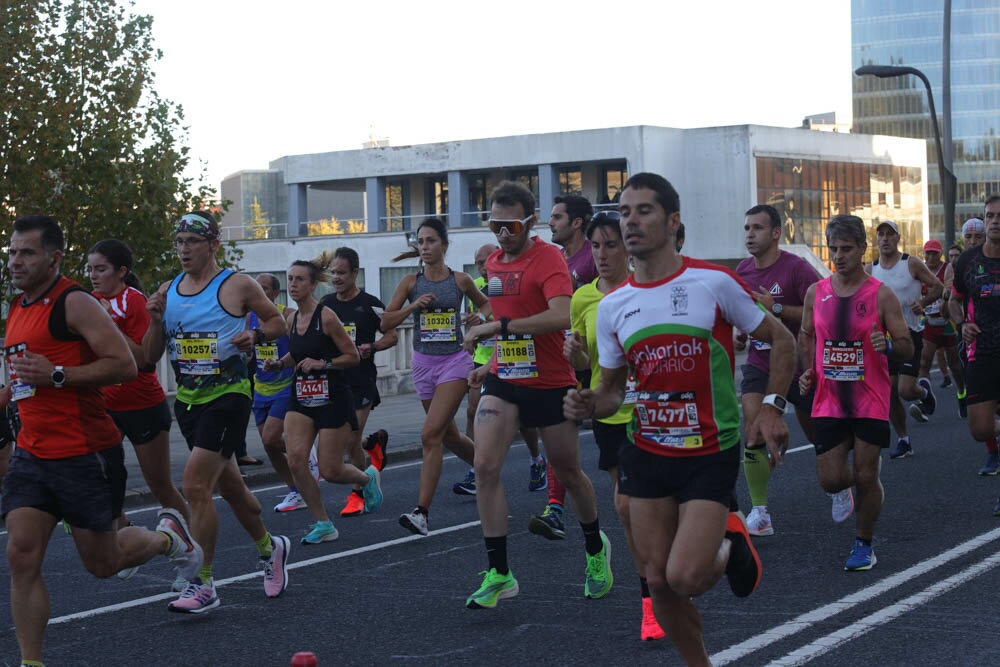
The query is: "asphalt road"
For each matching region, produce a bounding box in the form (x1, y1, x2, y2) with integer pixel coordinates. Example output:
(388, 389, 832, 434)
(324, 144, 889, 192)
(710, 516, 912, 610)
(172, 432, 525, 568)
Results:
(1, 379, 998, 666)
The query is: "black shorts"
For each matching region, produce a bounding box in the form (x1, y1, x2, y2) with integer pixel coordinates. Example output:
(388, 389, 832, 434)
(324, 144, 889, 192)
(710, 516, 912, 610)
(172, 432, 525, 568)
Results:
(888, 329, 923, 378)
(286, 386, 359, 431)
(108, 400, 172, 446)
(740, 364, 814, 411)
(592, 419, 629, 471)
(350, 379, 381, 412)
(616, 442, 741, 505)
(480, 374, 572, 429)
(175, 392, 252, 458)
(813, 417, 890, 454)
(1, 444, 126, 531)
(966, 357, 1000, 406)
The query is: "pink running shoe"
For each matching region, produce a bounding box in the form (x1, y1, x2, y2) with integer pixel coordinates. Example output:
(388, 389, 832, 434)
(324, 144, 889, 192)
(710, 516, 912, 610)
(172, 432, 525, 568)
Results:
(261, 534, 291, 598)
(168, 578, 219, 614)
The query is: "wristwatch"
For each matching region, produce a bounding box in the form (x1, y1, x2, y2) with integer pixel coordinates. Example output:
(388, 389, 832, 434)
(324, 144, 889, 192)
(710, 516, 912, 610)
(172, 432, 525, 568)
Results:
(762, 393, 787, 413)
(499, 316, 511, 337)
(50, 366, 66, 388)
(771, 302, 783, 316)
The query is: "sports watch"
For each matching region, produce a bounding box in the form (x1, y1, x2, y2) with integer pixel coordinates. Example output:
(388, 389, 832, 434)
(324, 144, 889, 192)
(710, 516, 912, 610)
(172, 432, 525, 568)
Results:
(50, 366, 66, 388)
(762, 393, 787, 413)
(771, 302, 783, 316)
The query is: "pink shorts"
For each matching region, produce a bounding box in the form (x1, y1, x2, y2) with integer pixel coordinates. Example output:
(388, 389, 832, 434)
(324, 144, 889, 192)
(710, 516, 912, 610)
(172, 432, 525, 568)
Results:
(411, 350, 474, 400)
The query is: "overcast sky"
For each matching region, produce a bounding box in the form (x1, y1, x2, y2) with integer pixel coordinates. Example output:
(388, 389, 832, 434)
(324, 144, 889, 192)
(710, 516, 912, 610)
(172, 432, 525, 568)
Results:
(132, 0, 853, 190)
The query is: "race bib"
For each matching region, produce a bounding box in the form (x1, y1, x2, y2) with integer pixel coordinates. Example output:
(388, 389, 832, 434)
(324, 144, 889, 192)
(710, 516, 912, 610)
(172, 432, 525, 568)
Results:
(344, 323, 357, 343)
(5, 343, 36, 402)
(176, 332, 220, 376)
(634, 391, 702, 449)
(496, 335, 538, 379)
(254, 342, 278, 370)
(419, 309, 457, 343)
(295, 373, 330, 407)
(821, 339, 865, 382)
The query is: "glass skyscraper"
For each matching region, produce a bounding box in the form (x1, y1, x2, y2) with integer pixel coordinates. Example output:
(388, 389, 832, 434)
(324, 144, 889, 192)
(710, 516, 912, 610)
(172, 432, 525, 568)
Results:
(852, 0, 1000, 241)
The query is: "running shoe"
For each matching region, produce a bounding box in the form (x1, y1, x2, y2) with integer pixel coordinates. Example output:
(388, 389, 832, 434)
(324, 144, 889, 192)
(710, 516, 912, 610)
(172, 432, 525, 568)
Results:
(940, 375, 953, 388)
(168, 578, 219, 614)
(157, 508, 203, 582)
(979, 451, 1000, 476)
(301, 520, 339, 545)
(889, 439, 913, 459)
(830, 488, 855, 523)
(640, 597, 666, 641)
(746, 506, 774, 536)
(917, 377, 936, 415)
(529, 457, 548, 492)
(362, 465, 383, 513)
(724, 512, 762, 597)
(453, 470, 477, 496)
(908, 402, 929, 424)
(308, 445, 321, 482)
(399, 508, 428, 536)
(171, 573, 187, 592)
(274, 490, 306, 513)
(528, 505, 566, 540)
(340, 490, 365, 517)
(364, 429, 389, 471)
(958, 395, 968, 419)
(844, 538, 877, 571)
(584, 531, 613, 599)
(261, 534, 291, 598)
(465, 568, 519, 609)
(117, 565, 139, 580)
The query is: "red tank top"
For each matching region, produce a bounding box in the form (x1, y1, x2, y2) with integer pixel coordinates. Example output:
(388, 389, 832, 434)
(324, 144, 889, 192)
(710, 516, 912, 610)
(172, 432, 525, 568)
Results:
(5, 276, 122, 458)
(811, 276, 890, 421)
(99, 286, 166, 410)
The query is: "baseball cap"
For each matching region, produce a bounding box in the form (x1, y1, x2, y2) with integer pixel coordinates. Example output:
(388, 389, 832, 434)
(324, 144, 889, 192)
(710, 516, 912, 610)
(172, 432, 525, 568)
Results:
(962, 217, 985, 235)
(876, 220, 899, 234)
(922, 239, 943, 253)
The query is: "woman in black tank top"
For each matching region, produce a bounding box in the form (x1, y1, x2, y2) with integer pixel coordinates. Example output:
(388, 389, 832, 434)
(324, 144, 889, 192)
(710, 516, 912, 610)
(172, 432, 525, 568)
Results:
(263, 252, 383, 545)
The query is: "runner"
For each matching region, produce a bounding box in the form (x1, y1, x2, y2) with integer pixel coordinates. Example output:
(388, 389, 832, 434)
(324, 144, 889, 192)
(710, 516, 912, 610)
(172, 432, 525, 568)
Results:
(950, 196, 1000, 509)
(3, 215, 202, 665)
(867, 220, 943, 458)
(800, 214, 913, 571)
(247, 273, 301, 512)
(463, 181, 611, 609)
(733, 206, 852, 535)
(912, 240, 966, 422)
(264, 253, 382, 544)
(87, 239, 191, 584)
(564, 173, 789, 662)
(458, 243, 546, 496)
(320, 246, 397, 517)
(141, 210, 290, 613)
(563, 210, 665, 640)
(381, 218, 486, 536)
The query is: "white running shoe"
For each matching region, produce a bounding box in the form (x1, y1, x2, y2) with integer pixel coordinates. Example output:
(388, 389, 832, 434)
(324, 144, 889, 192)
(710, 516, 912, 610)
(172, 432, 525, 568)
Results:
(746, 506, 774, 536)
(399, 508, 429, 536)
(274, 490, 306, 513)
(831, 488, 855, 523)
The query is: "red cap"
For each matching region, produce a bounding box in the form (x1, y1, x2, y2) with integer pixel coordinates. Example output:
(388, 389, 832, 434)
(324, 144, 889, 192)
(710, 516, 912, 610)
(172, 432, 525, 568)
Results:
(923, 239, 943, 253)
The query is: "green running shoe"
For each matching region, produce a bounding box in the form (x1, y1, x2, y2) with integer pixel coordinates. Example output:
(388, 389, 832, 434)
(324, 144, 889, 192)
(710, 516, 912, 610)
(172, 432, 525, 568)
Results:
(465, 568, 519, 609)
(584, 530, 613, 599)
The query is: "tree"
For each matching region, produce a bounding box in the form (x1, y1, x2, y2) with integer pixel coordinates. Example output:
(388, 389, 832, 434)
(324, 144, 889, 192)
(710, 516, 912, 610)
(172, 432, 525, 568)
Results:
(0, 0, 233, 305)
(246, 196, 271, 239)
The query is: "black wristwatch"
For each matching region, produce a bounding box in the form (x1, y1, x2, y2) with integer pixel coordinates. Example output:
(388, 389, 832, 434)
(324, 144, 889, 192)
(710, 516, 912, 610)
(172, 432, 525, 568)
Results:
(252, 328, 266, 345)
(499, 316, 511, 337)
(50, 366, 66, 388)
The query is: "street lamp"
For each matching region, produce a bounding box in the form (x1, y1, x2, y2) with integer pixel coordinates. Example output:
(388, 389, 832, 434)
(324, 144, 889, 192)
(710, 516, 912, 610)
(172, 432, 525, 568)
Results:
(855, 64, 957, 246)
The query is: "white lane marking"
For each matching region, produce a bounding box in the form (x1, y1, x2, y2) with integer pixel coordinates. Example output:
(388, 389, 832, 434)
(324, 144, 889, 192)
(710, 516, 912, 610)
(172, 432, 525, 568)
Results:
(710, 526, 1000, 665)
(49, 519, 482, 625)
(768, 550, 1000, 666)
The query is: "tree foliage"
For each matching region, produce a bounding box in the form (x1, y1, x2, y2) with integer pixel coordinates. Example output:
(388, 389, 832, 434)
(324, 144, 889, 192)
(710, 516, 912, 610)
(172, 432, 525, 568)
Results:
(0, 0, 238, 301)
(305, 217, 367, 236)
(246, 196, 271, 239)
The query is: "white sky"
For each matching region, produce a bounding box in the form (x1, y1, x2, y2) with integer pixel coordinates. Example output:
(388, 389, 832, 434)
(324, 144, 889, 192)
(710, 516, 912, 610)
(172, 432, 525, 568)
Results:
(132, 0, 854, 191)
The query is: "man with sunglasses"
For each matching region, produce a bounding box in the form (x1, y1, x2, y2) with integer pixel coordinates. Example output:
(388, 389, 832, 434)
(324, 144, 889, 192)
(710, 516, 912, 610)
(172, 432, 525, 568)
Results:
(142, 211, 292, 613)
(462, 181, 612, 609)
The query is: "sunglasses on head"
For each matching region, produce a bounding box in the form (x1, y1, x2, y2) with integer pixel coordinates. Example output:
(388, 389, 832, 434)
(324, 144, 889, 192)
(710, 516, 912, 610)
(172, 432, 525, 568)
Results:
(488, 214, 534, 236)
(175, 214, 217, 238)
(592, 210, 621, 222)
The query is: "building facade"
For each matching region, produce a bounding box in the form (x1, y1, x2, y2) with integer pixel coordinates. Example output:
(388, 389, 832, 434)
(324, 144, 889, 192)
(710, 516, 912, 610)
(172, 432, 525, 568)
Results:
(852, 0, 1000, 240)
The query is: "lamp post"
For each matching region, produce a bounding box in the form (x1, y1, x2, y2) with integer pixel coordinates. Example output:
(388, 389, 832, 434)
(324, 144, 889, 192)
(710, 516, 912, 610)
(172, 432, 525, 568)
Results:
(855, 64, 957, 246)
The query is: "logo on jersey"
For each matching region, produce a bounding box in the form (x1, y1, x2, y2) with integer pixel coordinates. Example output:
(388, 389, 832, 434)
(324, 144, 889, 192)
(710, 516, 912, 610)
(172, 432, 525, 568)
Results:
(670, 286, 688, 316)
(768, 282, 783, 296)
(488, 272, 523, 297)
(856, 302, 868, 317)
(623, 308, 640, 320)
(631, 338, 703, 375)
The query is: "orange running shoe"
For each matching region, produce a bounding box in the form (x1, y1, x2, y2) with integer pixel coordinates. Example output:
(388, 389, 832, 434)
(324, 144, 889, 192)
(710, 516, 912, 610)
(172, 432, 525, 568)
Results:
(725, 511, 762, 598)
(340, 490, 365, 517)
(364, 429, 389, 471)
(640, 597, 666, 641)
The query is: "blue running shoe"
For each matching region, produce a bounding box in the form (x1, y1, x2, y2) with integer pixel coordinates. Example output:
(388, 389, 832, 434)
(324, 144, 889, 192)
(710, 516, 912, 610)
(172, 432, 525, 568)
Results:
(301, 520, 339, 545)
(844, 538, 877, 571)
(363, 465, 383, 512)
(453, 469, 476, 496)
(529, 456, 548, 492)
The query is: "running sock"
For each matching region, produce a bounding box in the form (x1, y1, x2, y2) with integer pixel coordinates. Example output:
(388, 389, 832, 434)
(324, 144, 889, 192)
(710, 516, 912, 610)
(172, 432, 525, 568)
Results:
(856, 536, 872, 547)
(21, 661, 44, 667)
(640, 577, 651, 598)
(547, 465, 566, 506)
(987, 438, 999, 454)
(254, 533, 274, 557)
(289, 486, 298, 493)
(547, 502, 564, 515)
(580, 519, 603, 556)
(898, 437, 910, 446)
(485, 536, 509, 575)
(197, 565, 213, 584)
(417, 505, 429, 517)
(742, 444, 771, 507)
(957, 389, 967, 399)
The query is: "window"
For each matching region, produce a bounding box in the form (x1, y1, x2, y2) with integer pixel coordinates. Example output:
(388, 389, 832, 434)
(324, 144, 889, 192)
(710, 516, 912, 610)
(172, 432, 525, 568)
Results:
(559, 167, 582, 195)
(507, 169, 539, 201)
(379, 266, 415, 307)
(466, 173, 491, 227)
(600, 163, 628, 204)
(385, 180, 410, 231)
(424, 176, 448, 224)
